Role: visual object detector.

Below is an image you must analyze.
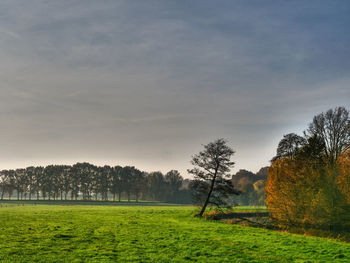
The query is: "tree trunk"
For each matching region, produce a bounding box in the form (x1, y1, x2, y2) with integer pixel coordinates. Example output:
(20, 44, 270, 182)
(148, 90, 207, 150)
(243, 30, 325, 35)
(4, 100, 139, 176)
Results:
(198, 169, 218, 217)
(118, 192, 121, 202)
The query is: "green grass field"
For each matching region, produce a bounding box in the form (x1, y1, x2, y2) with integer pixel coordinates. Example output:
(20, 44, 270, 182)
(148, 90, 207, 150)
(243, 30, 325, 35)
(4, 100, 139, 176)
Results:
(0, 203, 349, 262)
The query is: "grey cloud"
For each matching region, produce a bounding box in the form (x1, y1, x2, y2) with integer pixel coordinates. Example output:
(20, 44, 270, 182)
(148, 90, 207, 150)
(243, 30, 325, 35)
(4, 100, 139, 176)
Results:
(0, 1, 349, 176)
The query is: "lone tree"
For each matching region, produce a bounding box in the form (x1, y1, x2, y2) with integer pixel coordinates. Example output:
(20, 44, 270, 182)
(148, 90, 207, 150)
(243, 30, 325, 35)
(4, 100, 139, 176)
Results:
(188, 138, 239, 217)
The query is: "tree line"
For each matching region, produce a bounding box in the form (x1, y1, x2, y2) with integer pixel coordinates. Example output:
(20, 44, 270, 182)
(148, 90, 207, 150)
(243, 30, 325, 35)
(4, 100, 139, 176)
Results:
(0, 163, 191, 203)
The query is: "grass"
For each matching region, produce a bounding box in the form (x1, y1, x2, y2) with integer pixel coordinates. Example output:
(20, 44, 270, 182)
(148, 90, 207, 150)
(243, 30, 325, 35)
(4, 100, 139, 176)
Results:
(0, 199, 187, 207)
(0, 203, 350, 262)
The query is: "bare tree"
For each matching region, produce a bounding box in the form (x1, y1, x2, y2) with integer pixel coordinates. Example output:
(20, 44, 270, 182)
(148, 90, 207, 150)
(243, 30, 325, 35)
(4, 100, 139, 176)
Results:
(188, 138, 239, 217)
(305, 107, 350, 164)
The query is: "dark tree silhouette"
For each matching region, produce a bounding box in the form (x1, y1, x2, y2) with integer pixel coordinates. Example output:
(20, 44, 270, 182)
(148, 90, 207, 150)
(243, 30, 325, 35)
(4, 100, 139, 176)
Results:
(0, 170, 10, 200)
(0, 162, 191, 203)
(188, 138, 239, 217)
(111, 166, 123, 202)
(305, 106, 350, 164)
(148, 172, 166, 201)
(271, 133, 306, 161)
(165, 170, 183, 201)
(130, 168, 145, 202)
(120, 166, 135, 202)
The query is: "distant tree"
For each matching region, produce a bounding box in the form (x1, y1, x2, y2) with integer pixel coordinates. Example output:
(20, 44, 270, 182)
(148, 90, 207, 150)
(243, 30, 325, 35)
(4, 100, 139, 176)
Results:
(0, 170, 10, 200)
(97, 165, 112, 201)
(230, 167, 268, 206)
(120, 166, 134, 202)
(256, 167, 269, 180)
(73, 163, 97, 200)
(253, 180, 266, 206)
(60, 166, 72, 200)
(148, 171, 166, 201)
(232, 169, 255, 190)
(25, 167, 36, 200)
(130, 168, 145, 202)
(13, 169, 26, 200)
(305, 106, 350, 164)
(43, 166, 56, 200)
(7, 170, 15, 199)
(70, 164, 81, 200)
(188, 138, 240, 217)
(165, 170, 183, 201)
(111, 166, 123, 202)
(239, 183, 255, 206)
(33, 166, 44, 200)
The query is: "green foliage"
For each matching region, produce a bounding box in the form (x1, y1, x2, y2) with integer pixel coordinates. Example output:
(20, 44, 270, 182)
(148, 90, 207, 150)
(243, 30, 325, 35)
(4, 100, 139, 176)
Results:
(1, 204, 350, 262)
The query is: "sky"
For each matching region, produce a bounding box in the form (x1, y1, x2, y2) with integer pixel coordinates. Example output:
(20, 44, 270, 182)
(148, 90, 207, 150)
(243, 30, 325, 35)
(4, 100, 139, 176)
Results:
(0, 1, 349, 177)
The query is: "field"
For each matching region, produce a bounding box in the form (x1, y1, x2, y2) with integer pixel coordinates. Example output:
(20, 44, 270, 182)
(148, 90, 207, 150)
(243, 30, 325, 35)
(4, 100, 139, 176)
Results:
(0, 203, 350, 262)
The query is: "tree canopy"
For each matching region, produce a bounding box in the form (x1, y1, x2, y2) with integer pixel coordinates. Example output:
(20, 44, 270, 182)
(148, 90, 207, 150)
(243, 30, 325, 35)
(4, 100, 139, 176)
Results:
(188, 138, 239, 217)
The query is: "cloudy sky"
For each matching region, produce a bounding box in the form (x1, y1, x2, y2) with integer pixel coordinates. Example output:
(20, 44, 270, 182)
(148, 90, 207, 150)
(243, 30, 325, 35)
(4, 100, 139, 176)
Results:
(0, 1, 349, 177)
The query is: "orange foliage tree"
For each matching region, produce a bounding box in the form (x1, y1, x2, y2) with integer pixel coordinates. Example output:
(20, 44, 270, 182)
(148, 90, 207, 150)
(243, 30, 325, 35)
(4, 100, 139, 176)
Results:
(337, 150, 350, 204)
(266, 152, 350, 230)
(266, 107, 350, 230)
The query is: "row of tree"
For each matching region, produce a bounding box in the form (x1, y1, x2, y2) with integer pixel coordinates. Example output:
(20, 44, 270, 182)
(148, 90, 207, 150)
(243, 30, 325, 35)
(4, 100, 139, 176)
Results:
(0, 163, 191, 203)
(266, 106, 350, 230)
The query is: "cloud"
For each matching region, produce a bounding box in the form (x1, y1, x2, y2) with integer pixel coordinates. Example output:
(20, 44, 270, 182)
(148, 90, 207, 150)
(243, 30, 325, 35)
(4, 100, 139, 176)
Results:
(0, 0, 349, 175)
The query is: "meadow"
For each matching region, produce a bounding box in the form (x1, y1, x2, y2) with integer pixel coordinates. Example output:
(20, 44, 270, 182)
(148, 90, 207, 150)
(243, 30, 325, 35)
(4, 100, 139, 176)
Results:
(0, 203, 349, 262)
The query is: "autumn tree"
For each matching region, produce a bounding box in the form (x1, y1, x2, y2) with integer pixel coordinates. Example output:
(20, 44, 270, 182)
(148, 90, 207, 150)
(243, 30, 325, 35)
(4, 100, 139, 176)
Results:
(188, 138, 239, 217)
(266, 107, 350, 230)
(337, 150, 350, 204)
